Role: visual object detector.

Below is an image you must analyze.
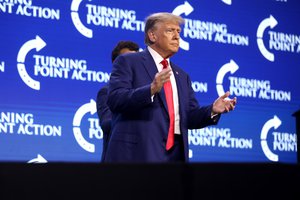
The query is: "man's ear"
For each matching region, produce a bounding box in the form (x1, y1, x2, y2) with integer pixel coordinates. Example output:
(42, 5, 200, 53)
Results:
(148, 31, 156, 43)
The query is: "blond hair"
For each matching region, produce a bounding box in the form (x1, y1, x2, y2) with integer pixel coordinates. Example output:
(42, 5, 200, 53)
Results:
(144, 12, 184, 45)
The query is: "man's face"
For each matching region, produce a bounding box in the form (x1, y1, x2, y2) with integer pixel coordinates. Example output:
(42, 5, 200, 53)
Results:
(149, 21, 181, 58)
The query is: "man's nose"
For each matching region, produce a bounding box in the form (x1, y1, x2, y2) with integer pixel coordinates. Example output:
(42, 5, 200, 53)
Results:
(173, 32, 180, 40)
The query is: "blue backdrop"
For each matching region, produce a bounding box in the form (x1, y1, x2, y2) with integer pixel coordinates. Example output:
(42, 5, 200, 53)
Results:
(0, 0, 299, 163)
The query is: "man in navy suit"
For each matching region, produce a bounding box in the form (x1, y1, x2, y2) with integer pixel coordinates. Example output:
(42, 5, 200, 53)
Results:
(105, 12, 237, 163)
(97, 41, 139, 162)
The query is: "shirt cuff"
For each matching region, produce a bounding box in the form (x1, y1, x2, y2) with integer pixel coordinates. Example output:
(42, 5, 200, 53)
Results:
(211, 113, 219, 119)
(151, 95, 155, 102)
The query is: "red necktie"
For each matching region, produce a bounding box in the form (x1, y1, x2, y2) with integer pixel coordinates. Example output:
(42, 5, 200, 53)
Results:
(161, 59, 175, 151)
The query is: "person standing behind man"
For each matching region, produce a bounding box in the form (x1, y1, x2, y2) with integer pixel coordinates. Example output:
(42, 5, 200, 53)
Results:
(96, 41, 139, 162)
(105, 12, 237, 163)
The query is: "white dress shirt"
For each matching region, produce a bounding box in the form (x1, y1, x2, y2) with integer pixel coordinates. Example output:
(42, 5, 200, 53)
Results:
(148, 46, 181, 135)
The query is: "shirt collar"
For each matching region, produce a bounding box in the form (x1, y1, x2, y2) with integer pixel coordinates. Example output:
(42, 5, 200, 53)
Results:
(147, 46, 170, 68)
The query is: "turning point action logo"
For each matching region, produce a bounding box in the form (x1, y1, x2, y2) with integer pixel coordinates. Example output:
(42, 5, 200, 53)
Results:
(257, 15, 300, 62)
(16, 35, 110, 90)
(260, 115, 297, 162)
(73, 99, 102, 153)
(216, 60, 291, 102)
(70, 0, 144, 39)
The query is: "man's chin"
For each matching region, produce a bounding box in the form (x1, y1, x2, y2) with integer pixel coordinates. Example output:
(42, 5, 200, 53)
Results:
(172, 48, 179, 53)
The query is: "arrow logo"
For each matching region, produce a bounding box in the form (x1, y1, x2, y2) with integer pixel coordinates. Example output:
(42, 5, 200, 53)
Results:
(222, 0, 232, 5)
(28, 154, 48, 163)
(260, 115, 281, 162)
(17, 35, 46, 90)
(73, 99, 97, 153)
(216, 59, 239, 97)
(172, 1, 194, 51)
(256, 15, 278, 62)
(71, 0, 93, 38)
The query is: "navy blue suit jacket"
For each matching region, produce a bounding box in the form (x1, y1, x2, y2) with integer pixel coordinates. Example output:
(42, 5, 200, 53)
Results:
(96, 84, 112, 162)
(105, 49, 219, 162)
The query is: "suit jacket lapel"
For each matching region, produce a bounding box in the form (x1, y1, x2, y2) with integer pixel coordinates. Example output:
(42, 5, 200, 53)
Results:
(141, 49, 169, 113)
(142, 49, 157, 80)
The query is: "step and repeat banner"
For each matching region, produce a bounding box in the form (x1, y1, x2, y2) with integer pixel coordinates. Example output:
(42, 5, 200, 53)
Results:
(0, 0, 299, 163)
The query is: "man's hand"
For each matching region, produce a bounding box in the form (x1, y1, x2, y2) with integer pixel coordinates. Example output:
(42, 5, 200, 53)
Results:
(151, 67, 172, 95)
(212, 91, 237, 115)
